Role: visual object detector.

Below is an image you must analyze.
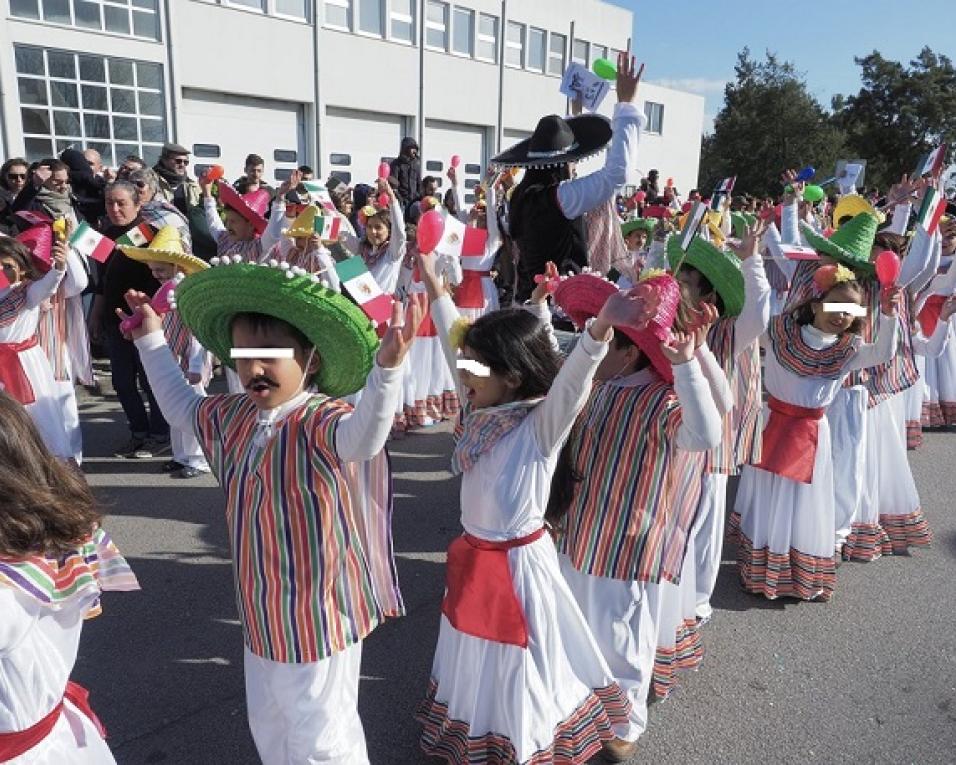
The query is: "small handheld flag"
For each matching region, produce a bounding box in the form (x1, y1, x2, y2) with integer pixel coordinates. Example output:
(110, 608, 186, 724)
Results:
(69, 221, 115, 263)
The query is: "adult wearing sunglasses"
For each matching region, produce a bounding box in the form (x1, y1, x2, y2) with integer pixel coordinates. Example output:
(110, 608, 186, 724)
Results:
(0, 157, 28, 233)
(151, 142, 215, 260)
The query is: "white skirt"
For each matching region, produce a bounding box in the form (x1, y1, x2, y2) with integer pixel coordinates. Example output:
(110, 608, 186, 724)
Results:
(828, 386, 868, 553)
(455, 275, 499, 322)
(5, 700, 116, 765)
(923, 340, 956, 426)
(418, 535, 629, 764)
(400, 334, 458, 431)
(653, 536, 702, 701)
(734, 415, 836, 601)
(17, 345, 72, 460)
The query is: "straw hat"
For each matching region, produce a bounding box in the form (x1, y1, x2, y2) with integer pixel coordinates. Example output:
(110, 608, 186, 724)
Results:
(119, 226, 209, 275)
(666, 234, 744, 316)
(800, 212, 878, 276)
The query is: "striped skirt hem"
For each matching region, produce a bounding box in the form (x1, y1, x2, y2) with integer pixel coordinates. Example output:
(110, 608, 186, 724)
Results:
(942, 402, 956, 426)
(922, 402, 944, 428)
(725, 511, 742, 545)
(652, 618, 703, 700)
(843, 522, 893, 562)
(905, 421, 922, 450)
(404, 391, 460, 430)
(878, 509, 932, 553)
(416, 679, 630, 764)
(736, 532, 836, 602)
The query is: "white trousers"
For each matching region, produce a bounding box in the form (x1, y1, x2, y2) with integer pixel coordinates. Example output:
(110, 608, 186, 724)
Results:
(558, 555, 662, 742)
(691, 472, 728, 621)
(243, 643, 369, 765)
(170, 384, 209, 469)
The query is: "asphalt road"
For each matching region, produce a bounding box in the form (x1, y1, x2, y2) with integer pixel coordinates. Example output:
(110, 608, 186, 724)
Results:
(74, 379, 956, 765)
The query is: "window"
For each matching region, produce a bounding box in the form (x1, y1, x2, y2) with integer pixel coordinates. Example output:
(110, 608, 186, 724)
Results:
(476, 13, 498, 62)
(464, 162, 480, 174)
(590, 44, 608, 66)
(527, 27, 546, 72)
(324, 0, 351, 29)
(425, 160, 443, 172)
(644, 101, 664, 134)
(330, 170, 352, 184)
(548, 33, 566, 76)
(14, 45, 166, 165)
(193, 144, 221, 158)
(425, 1, 448, 50)
(274, 149, 297, 162)
(390, 0, 414, 43)
(226, 0, 265, 10)
(571, 39, 588, 65)
(452, 7, 474, 56)
(10, 0, 161, 41)
(330, 153, 351, 166)
(357, 0, 383, 36)
(275, 0, 308, 17)
(505, 21, 524, 68)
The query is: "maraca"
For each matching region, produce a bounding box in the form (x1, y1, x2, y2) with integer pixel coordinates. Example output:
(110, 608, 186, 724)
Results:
(450, 155, 461, 169)
(795, 166, 815, 182)
(417, 209, 445, 254)
(803, 185, 825, 203)
(874, 250, 901, 291)
(119, 280, 177, 335)
(201, 164, 225, 184)
(593, 58, 617, 80)
(377, 161, 390, 181)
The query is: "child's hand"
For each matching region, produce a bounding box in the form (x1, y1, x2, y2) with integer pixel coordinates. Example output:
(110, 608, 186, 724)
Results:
(879, 285, 902, 317)
(530, 261, 559, 305)
(940, 295, 956, 322)
(278, 169, 301, 199)
(686, 301, 720, 347)
(615, 52, 644, 104)
(446, 166, 457, 186)
(200, 177, 215, 198)
(115, 289, 162, 340)
(51, 240, 68, 271)
(728, 217, 769, 261)
(187, 372, 203, 385)
(780, 169, 804, 206)
(416, 250, 445, 302)
(660, 331, 696, 365)
(377, 295, 424, 368)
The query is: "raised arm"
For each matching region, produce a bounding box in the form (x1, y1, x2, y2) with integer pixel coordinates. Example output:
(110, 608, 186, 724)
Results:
(202, 195, 226, 238)
(693, 342, 733, 417)
(386, 184, 407, 263)
(844, 312, 900, 372)
(25, 266, 65, 309)
(258, 200, 288, 258)
(673, 357, 723, 451)
(729, 220, 772, 356)
(61, 242, 89, 298)
(134, 329, 204, 432)
(900, 224, 940, 296)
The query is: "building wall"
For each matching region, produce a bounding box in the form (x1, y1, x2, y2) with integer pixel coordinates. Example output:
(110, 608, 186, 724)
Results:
(0, 0, 703, 194)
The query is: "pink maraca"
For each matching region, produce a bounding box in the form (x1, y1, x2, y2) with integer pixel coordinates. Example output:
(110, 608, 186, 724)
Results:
(417, 210, 445, 254)
(119, 280, 176, 335)
(874, 250, 901, 290)
(378, 161, 390, 181)
(450, 155, 461, 169)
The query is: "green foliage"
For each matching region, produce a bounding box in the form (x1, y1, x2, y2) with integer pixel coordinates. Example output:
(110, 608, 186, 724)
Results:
(833, 47, 956, 189)
(699, 49, 846, 198)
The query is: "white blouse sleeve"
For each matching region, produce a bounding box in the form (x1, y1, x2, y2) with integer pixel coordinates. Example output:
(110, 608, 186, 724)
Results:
(734, 255, 772, 357)
(25, 268, 65, 309)
(843, 314, 900, 372)
(134, 330, 204, 432)
(673, 358, 724, 452)
(693, 343, 733, 416)
(335, 361, 405, 461)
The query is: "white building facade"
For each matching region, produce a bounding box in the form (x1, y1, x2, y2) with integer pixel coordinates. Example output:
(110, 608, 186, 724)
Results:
(0, 0, 704, 201)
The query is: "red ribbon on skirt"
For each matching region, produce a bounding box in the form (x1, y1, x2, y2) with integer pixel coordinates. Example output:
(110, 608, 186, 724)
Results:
(441, 527, 546, 648)
(754, 396, 825, 484)
(0, 681, 107, 760)
(454, 270, 491, 309)
(0, 335, 39, 405)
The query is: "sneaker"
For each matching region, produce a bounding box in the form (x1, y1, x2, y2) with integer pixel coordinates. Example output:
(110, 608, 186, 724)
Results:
(114, 436, 147, 459)
(173, 466, 203, 479)
(161, 460, 184, 473)
(133, 437, 171, 459)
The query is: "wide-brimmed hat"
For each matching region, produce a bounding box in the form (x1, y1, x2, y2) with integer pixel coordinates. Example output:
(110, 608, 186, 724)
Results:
(172, 259, 378, 398)
(800, 212, 877, 276)
(15, 225, 53, 273)
(666, 234, 744, 316)
(553, 272, 678, 383)
(283, 205, 319, 239)
(490, 114, 612, 169)
(119, 226, 208, 275)
(217, 182, 268, 235)
(832, 194, 884, 229)
(730, 211, 756, 240)
(621, 218, 657, 238)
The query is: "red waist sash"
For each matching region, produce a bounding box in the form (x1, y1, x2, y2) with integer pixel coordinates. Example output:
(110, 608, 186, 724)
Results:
(0, 336, 38, 405)
(441, 527, 546, 648)
(755, 396, 825, 483)
(454, 269, 492, 309)
(0, 681, 106, 760)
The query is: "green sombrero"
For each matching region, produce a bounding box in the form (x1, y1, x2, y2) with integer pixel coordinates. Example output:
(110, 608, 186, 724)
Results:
(621, 217, 657, 238)
(173, 260, 379, 398)
(800, 212, 876, 276)
(666, 234, 744, 316)
(730, 211, 756, 240)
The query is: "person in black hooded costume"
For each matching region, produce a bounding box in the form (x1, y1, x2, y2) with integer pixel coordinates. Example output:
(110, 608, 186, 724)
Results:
(493, 53, 645, 303)
(389, 136, 421, 214)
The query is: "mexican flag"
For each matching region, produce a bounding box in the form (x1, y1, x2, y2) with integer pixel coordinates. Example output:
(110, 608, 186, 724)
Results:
(334, 256, 394, 326)
(434, 215, 488, 259)
(302, 180, 337, 212)
(69, 221, 114, 263)
(913, 144, 948, 178)
(917, 186, 947, 235)
(116, 222, 155, 247)
(314, 212, 341, 240)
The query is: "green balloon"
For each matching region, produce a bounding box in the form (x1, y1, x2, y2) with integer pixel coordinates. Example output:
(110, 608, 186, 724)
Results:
(593, 58, 617, 80)
(803, 184, 825, 203)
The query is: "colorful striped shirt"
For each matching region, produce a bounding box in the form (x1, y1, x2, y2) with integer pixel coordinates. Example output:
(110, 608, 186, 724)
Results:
(652, 449, 705, 584)
(193, 394, 401, 663)
(703, 319, 737, 474)
(37, 293, 70, 381)
(862, 291, 918, 407)
(731, 340, 763, 467)
(557, 380, 682, 582)
(0, 285, 27, 327)
(162, 309, 196, 376)
(767, 314, 859, 379)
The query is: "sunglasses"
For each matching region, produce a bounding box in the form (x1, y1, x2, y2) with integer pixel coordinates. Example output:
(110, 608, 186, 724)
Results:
(168, 157, 189, 166)
(6, 173, 26, 180)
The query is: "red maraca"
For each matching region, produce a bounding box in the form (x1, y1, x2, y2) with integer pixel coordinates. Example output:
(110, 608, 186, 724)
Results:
(377, 192, 390, 208)
(120, 280, 176, 335)
(377, 162, 390, 181)
(417, 210, 445, 254)
(450, 155, 461, 169)
(874, 250, 901, 292)
(202, 164, 225, 184)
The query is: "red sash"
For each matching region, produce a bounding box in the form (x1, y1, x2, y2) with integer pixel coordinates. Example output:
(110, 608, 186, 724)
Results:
(454, 269, 491, 309)
(755, 396, 825, 483)
(0, 682, 106, 760)
(918, 294, 946, 338)
(0, 336, 39, 405)
(441, 527, 546, 648)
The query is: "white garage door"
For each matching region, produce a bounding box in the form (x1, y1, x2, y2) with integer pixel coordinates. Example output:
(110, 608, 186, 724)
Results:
(179, 89, 305, 184)
(324, 107, 405, 188)
(424, 120, 486, 203)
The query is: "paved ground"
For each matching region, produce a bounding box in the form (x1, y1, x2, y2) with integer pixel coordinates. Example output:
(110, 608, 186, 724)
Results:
(74, 378, 956, 765)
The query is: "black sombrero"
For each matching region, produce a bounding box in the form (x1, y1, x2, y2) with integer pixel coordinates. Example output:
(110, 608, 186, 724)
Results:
(490, 114, 613, 169)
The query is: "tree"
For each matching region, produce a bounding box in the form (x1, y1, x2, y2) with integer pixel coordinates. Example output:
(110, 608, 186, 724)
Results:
(832, 47, 956, 190)
(699, 49, 846, 198)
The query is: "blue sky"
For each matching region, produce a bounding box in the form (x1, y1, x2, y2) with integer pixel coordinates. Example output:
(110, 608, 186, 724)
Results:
(606, 0, 955, 131)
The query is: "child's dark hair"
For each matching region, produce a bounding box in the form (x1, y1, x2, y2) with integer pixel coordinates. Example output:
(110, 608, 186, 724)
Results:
(462, 308, 561, 399)
(794, 281, 867, 335)
(0, 238, 42, 282)
(678, 264, 725, 315)
(0, 392, 102, 557)
(230, 312, 313, 351)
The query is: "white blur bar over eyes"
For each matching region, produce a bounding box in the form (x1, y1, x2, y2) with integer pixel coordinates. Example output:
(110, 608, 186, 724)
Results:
(230, 348, 296, 359)
(821, 303, 868, 317)
(456, 359, 492, 377)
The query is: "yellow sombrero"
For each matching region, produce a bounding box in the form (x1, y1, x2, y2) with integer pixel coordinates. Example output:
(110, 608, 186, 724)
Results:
(283, 205, 318, 239)
(118, 226, 208, 275)
(833, 194, 885, 229)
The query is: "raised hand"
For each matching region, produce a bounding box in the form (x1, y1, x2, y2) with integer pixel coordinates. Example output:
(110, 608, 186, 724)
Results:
(886, 174, 917, 207)
(115, 289, 162, 340)
(685, 301, 720, 347)
(278, 169, 302, 198)
(728, 217, 769, 261)
(940, 296, 956, 322)
(416, 250, 446, 302)
(659, 330, 696, 365)
(615, 51, 645, 104)
(781, 169, 804, 206)
(592, 286, 656, 340)
(530, 261, 560, 305)
(377, 295, 424, 368)
(879, 284, 902, 317)
(51, 239, 68, 271)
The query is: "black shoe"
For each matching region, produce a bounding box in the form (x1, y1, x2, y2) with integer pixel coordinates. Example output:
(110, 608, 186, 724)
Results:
(114, 436, 147, 458)
(173, 466, 203, 479)
(133, 437, 171, 459)
(161, 460, 184, 473)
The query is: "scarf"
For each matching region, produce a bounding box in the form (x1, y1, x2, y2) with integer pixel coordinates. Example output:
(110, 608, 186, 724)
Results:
(153, 162, 186, 188)
(451, 399, 541, 475)
(33, 187, 75, 219)
(767, 314, 860, 380)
